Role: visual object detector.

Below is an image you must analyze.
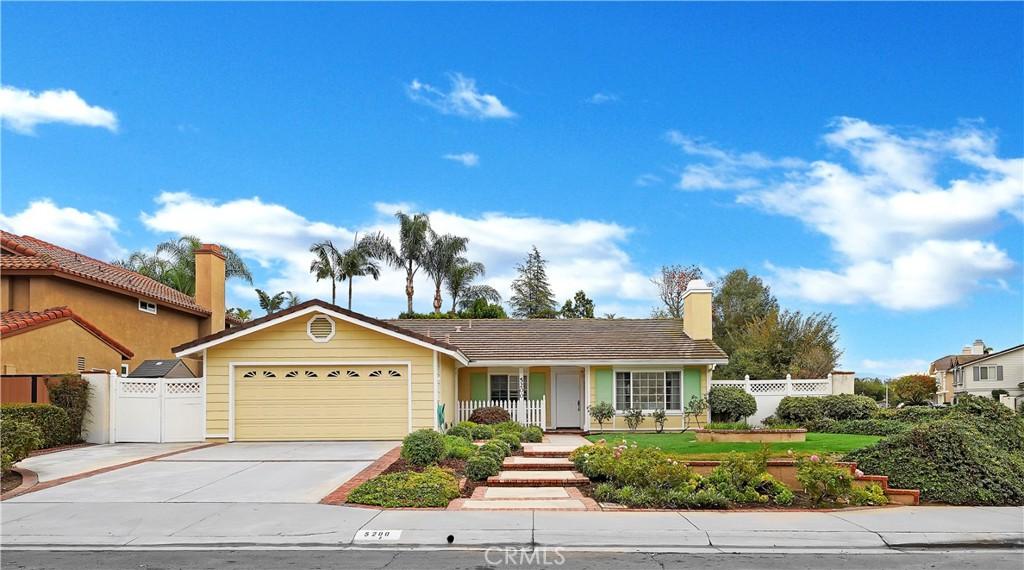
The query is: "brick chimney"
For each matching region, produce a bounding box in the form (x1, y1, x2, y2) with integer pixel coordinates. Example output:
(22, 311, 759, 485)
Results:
(682, 279, 713, 340)
(194, 244, 226, 337)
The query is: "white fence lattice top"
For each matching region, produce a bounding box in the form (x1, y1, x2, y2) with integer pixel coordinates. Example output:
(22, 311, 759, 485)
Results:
(710, 374, 833, 397)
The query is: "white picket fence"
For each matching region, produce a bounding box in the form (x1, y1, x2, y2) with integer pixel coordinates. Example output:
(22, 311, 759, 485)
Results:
(710, 374, 835, 426)
(457, 397, 546, 429)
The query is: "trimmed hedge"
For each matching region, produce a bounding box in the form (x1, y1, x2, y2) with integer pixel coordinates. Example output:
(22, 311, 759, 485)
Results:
(1, 416, 43, 473)
(443, 435, 476, 460)
(522, 425, 543, 443)
(446, 422, 474, 441)
(708, 386, 757, 422)
(400, 429, 446, 467)
(44, 375, 90, 443)
(468, 406, 511, 425)
(346, 466, 460, 507)
(471, 424, 495, 440)
(1, 404, 71, 448)
(776, 397, 824, 424)
(496, 431, 522, 451)
(820, 394, 876, 420)
(466, 454, 501, 480)
(821, 419, 910, 437)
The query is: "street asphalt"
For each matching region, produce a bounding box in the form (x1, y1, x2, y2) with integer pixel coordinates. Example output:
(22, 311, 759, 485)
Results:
(2, 549, 1023, 570)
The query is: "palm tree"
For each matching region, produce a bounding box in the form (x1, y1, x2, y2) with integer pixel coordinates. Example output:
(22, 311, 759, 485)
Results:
(256, 289, 286, 315)
(115, 235, 253, 295)
(337, 233, 382, 311)
(226, 307, 253, 322)
(309, 240, 341, 305)
(446, 259, 500, 312)
(361, 212, 432, 314)
(285, 291, 301, 308)
(423, 233, 469, 314)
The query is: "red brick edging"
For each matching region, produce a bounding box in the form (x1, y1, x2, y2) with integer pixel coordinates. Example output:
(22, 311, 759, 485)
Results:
(0, 467, 39, 501)
(320, 445, 402, 505)
(0, 442, 221, 501)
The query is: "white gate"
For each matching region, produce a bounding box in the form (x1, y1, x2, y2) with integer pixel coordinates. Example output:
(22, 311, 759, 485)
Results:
(112, 376, 204, 442)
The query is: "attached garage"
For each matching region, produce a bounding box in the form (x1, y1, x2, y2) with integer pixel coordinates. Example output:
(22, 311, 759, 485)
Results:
(232, 363, 409, 441)
(172, 300, 467, 442)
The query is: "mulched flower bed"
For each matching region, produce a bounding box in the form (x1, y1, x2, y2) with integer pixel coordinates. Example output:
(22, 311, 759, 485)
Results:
(2, 471, 23, 494)
(378, 449, 525, 498)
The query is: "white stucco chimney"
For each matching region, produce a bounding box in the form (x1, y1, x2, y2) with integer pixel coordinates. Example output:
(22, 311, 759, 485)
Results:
(971, 339, 986, 355)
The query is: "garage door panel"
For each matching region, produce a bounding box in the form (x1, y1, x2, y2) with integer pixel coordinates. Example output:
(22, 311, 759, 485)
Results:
(234, 365, 409, 441)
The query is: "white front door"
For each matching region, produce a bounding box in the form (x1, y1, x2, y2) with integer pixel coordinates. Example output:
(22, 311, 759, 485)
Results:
(554, 373, 581, 428)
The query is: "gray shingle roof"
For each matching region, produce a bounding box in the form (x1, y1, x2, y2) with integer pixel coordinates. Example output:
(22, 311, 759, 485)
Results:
(128, 359, 195, 378)
(388, 318, 728, 362)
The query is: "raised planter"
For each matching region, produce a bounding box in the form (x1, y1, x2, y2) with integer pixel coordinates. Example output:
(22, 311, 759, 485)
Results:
(694, 428, 807, 443)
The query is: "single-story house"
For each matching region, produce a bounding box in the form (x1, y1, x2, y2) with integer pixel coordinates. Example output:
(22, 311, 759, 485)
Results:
(172, 280, 728, 442)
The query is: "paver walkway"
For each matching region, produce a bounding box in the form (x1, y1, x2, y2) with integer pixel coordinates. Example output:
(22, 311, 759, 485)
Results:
(455, 434, 595, 511)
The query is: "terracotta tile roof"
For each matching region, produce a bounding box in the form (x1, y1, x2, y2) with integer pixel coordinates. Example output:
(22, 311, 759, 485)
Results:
(1, 306, 134, 358)
(390, 318, 729, 362)
(172, 299, 467, 358)
(1, 231, 209, 315)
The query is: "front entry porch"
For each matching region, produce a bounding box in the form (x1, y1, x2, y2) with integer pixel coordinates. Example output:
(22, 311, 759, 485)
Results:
(456, 365, 586, 431)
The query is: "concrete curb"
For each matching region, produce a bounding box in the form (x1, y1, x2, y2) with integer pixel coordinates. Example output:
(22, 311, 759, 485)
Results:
(0, 467, 39, 501)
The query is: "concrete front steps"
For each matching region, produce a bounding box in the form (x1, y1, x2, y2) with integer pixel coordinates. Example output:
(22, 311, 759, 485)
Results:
(457, 486, 592, 511)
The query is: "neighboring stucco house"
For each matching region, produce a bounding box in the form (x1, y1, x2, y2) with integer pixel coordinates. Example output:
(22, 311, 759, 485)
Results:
(1, 231, 230, 377)
(949, 343, 1024, 401)
(172, 280, 727, 442)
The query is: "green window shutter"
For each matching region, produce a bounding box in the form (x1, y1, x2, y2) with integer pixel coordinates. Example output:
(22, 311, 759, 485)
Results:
(683, 367, 702, 407)
(595, 369, 613, 405)
(470, 373, 488, 401)
(529, 372, 547, 400)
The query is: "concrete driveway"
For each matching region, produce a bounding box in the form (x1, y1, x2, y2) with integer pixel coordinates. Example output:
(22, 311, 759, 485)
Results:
(10, 441, 398, 504)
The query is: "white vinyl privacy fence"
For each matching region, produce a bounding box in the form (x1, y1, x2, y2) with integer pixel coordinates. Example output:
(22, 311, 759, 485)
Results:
(111, 374, 205, 442)
(710, 374, 841, 426)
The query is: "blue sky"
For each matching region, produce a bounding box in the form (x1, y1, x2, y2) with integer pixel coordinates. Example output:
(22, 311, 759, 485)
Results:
(2, 2, 1022, 377)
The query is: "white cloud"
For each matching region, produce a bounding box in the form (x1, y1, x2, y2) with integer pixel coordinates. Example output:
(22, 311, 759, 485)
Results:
(0, 198, 124, 259)
(139, 193, 658, 317)
(634, 173, 663, 187)
(0, 86, 118, 134)
(587, 92, 618, 105)
(443, 152, 480, 167)
(407, 73, 516, 120)
(859, 358, 929, 379)
(669, 118, 1022, 310)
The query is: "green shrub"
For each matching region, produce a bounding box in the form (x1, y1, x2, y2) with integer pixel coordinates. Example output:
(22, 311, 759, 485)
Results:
(889, 405, 950, 424)
(495, 432, 521, 451)
(703, 450, 792, 506)
(493, 421, 525, 435)
(588, 401, 615, 431)
(346, 466, 460, 507)
(1, 416, 43, 473)
(824, 419, 910, 437)
(671, 487, 729, 509)
(949, 394, 1024, 453)
(479, 441, 509, 462)
(447, 422, 474, 440)
(796, 457, 853, 507)
(471, 423, 495, 440)
(570, 443, 616, 480)
(820, 394, 876, 420)
(468, 406, 511, 425)
(776, 397, 824, 424)
(850, 483, 888, 506)
(612, 485, 657, 508)
(610, 446, 696, 491)
(400, 429, 446, 467)
(846, 415, 1024, 505)
(706, 421, 752, 430)
(1, 403, 71, 448)
(522, 425, 543, 443)
(443, 435, 476, 460)
(44, 375, 90, 443)
(650, 409, 667, 433)
(593, 482, 618, 502)
(623, 408, 645, 431)
(465, 454, 501, 480)
(708, 386, 757, 422)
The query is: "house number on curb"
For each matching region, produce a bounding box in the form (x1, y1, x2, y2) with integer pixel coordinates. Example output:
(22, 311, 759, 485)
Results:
(355, 530, 402, 542)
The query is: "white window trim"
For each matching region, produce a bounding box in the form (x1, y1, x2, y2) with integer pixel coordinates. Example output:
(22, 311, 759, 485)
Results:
(612, 368, 684, 414)
(306, 315, 337, 343)
(120, 363, 130, 376)
(488, 371, 527, 401)
(138, 300, 158, 314)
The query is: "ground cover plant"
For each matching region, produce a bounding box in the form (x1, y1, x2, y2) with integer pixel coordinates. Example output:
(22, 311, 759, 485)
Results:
(845, 395, 1024, 505)
(346, 466, 460, 508)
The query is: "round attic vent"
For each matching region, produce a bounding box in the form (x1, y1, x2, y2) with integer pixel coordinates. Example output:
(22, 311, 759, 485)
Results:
(307, 315, 336, 342)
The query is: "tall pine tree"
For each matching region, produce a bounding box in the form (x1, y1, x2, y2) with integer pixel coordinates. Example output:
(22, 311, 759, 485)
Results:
(509, 246, 558, 318)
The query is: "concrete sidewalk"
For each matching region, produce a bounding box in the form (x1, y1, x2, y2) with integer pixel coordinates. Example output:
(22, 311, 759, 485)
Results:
(1, 503, 1020, 550)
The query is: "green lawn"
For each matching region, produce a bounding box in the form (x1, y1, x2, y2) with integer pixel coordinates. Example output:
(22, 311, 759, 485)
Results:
(584, 432, 881, 460)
